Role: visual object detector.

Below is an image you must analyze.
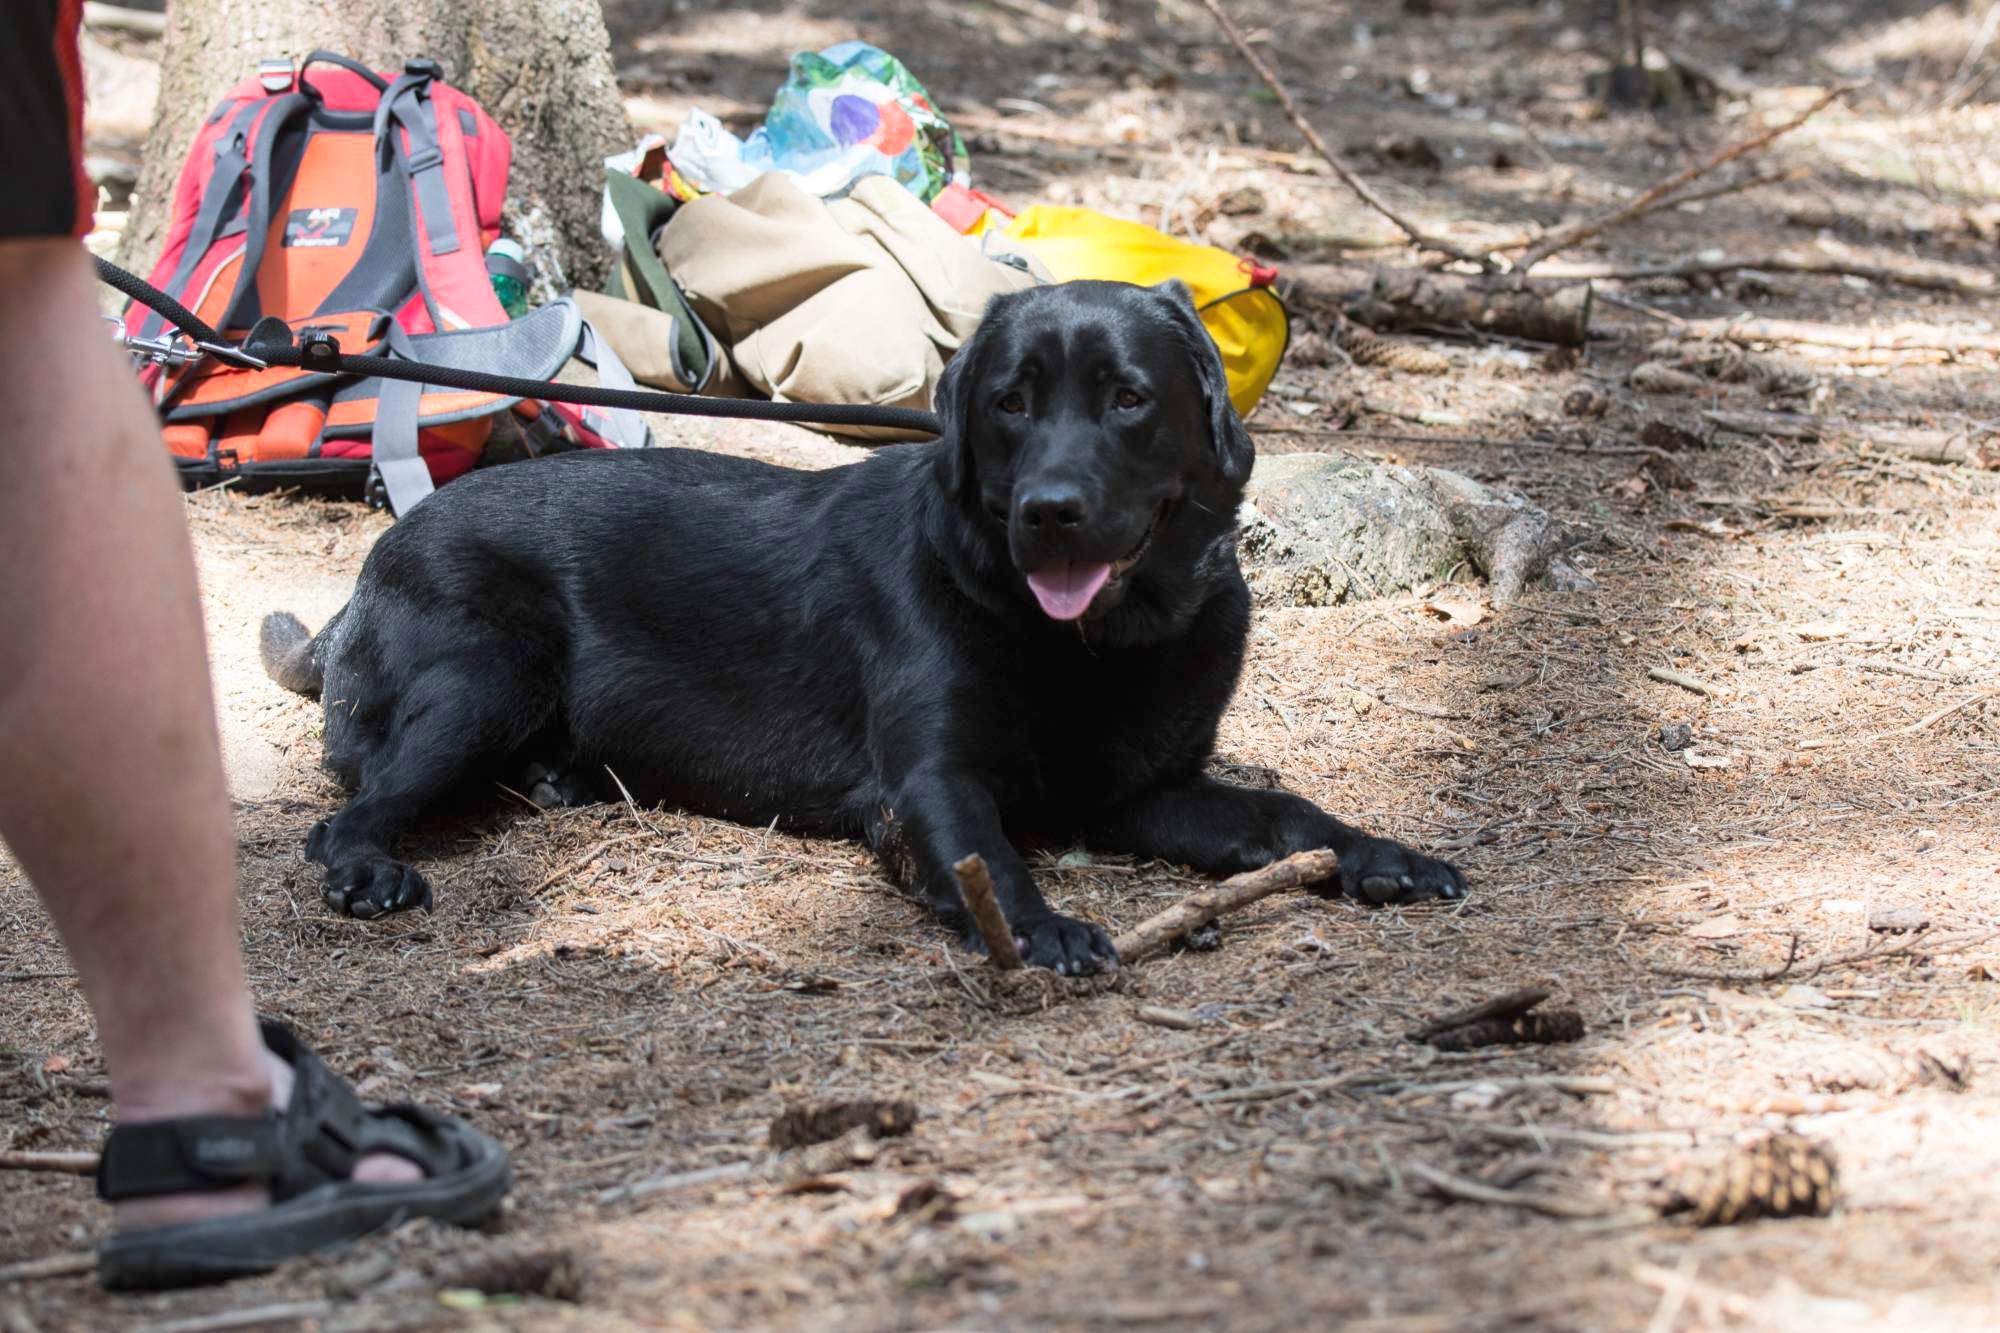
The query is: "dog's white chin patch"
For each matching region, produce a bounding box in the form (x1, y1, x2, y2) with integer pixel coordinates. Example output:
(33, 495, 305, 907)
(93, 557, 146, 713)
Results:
(1026, 560, 1113, 620)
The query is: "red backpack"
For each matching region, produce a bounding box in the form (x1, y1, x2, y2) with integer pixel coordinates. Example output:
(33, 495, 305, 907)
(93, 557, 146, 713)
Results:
(126, 51, 646, 514)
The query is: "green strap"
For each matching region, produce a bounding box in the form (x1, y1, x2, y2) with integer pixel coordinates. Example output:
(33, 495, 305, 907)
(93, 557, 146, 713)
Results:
(603, 169, 713, 390)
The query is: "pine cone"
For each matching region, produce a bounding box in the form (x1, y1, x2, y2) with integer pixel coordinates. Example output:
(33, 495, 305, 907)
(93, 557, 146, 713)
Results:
(1426, 1008, 1585, 1051)
(1675, 1135, 1837, 1226)
(1338, 327, 1452, 375)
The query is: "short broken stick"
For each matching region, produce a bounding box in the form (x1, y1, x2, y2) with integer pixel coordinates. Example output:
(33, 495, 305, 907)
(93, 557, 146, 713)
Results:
(1111, 848, 1342, 965)
(0, 1151, 96, 1176)
(953, 854, 1023, 970)
(1405, 1161, 1616, 1219)
(1409, 987, 1551, 1041)
(0, 1252, 93, 1285)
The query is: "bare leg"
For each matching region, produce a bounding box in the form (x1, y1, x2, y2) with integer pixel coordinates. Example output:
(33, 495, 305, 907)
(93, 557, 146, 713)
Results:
(0, 242, 414, 1229)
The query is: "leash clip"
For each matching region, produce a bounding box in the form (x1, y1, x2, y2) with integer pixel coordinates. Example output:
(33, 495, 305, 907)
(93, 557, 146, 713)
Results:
(105, 317, 268, 370)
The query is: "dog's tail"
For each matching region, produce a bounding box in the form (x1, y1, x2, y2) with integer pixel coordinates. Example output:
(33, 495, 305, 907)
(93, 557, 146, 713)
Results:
(260, 611, 325, 698)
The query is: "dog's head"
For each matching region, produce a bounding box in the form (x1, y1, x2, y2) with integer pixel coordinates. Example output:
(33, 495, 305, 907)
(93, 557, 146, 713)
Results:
(932, 279, 1254, 642)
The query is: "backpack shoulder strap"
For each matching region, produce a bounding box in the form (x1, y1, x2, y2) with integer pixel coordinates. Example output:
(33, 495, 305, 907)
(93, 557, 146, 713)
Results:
(137, 97, 265, 339)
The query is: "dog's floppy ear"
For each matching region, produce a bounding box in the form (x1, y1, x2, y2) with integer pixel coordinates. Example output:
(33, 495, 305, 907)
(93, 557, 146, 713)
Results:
(931, 314, 988, 499)
(1154, 279, 1254, 489)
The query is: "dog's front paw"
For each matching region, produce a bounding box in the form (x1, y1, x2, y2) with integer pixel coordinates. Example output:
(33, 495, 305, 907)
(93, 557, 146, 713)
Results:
(1012, 913, 1118, 976)
(322, 857, 433, 919)
(1332, 837, 1467, 905)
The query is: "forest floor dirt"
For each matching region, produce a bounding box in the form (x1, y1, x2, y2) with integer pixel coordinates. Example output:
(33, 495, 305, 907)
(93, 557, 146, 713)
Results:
(7, 1, 2000, 1329)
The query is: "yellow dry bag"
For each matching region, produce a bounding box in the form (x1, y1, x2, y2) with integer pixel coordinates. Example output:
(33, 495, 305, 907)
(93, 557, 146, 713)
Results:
(995, 205, 1289, 417)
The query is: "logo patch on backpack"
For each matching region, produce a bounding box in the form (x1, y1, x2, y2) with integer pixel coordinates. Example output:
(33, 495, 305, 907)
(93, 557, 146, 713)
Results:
(284, 207, 357, 248)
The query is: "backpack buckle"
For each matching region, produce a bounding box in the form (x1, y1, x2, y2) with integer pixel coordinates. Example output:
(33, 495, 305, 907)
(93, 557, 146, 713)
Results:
(257, 57, 295, 94)
(403, 57, 443, 82)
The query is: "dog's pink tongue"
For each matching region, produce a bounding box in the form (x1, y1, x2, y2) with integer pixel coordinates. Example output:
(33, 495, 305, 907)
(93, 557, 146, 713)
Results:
(1025, 561, 1113, 621)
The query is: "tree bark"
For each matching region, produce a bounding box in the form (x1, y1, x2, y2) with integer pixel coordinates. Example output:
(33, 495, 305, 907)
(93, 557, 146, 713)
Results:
(120, 0, 631, 292)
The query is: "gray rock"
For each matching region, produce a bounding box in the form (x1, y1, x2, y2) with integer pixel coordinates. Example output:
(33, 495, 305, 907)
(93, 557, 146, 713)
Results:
(1238, 451, 1593, 607)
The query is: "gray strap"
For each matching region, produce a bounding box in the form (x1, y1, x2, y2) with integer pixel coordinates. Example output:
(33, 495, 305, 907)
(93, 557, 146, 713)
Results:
(383, 82, 462, 258)
(372, 375, 436, 515)
(575, 319, 651, 450)
(141, 100, 261, 339)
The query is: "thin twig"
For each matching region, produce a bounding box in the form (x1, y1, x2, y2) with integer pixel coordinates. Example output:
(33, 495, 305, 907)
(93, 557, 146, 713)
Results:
(0, 1252, 93, 1284)
(1551, 252, 1994, 296)
(0, 1151, 96, 1176)
(1195, 0, 1490, 267)
(1453, 1122, 1702, 1151)
(525, 832, 650, 897)
(1509, 84, 1854, 271)
(953, 854, 1023, 970)
(1662, 315, 2000, 356)
(1404, 1161, 1616, 1218)
(1649, 928, 2000, 983)
(1111, 848, 1342, 964)
(1884, 689, 2000, 738)
(1647, 666, 1723, 697)
(129, 1301, 335, 1333)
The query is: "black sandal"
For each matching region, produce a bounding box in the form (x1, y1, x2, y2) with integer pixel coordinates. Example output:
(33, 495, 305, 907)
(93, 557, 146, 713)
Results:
(95, 1020, 511, 1291)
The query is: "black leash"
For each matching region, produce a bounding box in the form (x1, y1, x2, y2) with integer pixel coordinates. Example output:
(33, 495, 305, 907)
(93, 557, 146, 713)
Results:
(93, 255, 943, 438)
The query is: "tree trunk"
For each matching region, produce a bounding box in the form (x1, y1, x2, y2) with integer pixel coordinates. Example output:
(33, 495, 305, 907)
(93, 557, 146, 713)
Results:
(120, 0, 630, 292)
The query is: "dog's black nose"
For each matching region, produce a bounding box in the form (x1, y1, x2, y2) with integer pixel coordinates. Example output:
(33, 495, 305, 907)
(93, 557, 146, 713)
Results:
(1017, 485, 1089, 533)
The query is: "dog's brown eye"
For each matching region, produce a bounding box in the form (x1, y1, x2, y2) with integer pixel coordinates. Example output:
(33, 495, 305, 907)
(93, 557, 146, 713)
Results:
(997, 392, 1026, 415)
(1114, 388, 1145, 410)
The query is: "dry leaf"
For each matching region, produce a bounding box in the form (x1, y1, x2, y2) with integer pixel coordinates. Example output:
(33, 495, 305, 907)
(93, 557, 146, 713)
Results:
(1422, 596, 1488, 627)
(42, 1055, 70, 1075)
(458, 1082, 503, 1100)
(1687, 914, 1743, 939)
(1792, 620, 1851, 641)
(1683, 747, 1734, 769)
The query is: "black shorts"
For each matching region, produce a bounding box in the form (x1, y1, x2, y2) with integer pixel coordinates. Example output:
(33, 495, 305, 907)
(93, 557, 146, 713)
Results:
(1, 0, 92, 239)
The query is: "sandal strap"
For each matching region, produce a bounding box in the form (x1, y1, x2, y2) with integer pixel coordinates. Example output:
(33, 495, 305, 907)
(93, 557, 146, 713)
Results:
(259, 1021, 465, 1201)
(97, 1115, 282, 1201)
(97, 1020, 467, 1204)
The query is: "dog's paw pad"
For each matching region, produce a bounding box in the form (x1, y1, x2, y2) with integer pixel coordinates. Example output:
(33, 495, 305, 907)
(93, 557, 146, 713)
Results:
(1344, 839, 1467, 905)
(1016, 914, 1119, 975)
(323, 859, 433, 919)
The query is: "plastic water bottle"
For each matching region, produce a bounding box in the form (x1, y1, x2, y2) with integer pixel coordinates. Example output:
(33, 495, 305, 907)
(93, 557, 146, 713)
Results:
(485, 238, 530, 319)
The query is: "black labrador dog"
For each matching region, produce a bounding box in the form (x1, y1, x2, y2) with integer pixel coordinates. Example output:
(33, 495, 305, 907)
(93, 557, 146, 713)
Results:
(262, 280, 1465, 972)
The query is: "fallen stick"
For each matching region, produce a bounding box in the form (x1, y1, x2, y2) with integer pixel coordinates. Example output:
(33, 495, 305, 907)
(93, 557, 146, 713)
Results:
(0, 1151, 97, 1176)
(1509, 84, 1854, 272)
(0, 1252, 93, 1284)
(81, 2, 166, 37)
(1409, 987, 1551, 1041)
(602, 1125, 883, 1205)
(1551, 252, 1994, 296)
(1405, 1161, 1615, 1219)
(1453, 1123, 1702, 1151)
(1111, 848, 1342, 965)
(1663, 315, 2000, 357)
(1393, 1074, 1618, 1098)
(1647, 666, 1723, 697)
(952, 854, 1024, 970)
(1288, 262, 1592, 346)
(1883, 689, 1999, 738)
(1862, 428, 2000, 470)
(130, 1301, 335, 1333)
(1649, 927, 2000, 983)
(1195, 0, 1490, 267)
